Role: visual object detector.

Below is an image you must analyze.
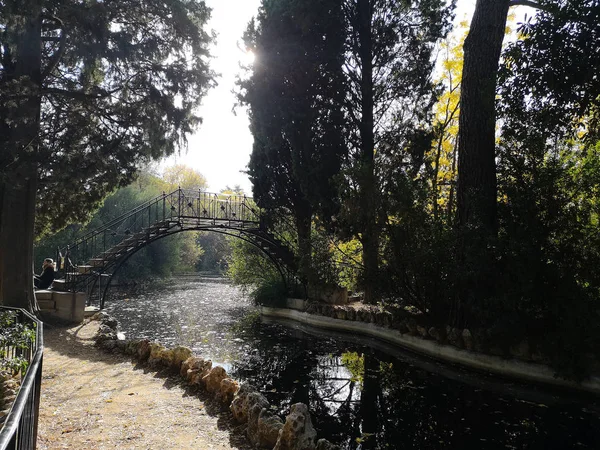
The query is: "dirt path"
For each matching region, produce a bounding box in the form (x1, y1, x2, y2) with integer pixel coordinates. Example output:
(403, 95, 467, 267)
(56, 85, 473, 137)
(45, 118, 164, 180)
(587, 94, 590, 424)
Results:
(37, 321, 251, 450)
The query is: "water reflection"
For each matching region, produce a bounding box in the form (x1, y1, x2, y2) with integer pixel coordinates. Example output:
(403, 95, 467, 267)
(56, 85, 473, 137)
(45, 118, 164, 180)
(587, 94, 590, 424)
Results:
(106, 278, 600, 449)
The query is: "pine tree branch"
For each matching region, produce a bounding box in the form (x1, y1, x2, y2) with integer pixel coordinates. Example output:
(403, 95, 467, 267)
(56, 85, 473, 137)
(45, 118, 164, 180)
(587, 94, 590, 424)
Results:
(41, 87, 120, 100)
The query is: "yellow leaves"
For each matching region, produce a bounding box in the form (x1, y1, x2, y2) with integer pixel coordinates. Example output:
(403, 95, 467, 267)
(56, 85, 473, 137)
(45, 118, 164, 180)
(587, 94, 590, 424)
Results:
(162, 164, 208, 191)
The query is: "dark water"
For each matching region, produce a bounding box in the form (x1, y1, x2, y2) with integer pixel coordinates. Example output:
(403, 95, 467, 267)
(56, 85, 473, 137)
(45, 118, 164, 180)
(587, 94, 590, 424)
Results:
(105, 278, 600, 450)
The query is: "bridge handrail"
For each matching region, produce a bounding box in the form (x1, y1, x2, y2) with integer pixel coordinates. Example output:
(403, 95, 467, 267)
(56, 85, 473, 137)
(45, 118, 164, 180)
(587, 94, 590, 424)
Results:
(59, 189, 263, 258)
(62, 191, 172, 250)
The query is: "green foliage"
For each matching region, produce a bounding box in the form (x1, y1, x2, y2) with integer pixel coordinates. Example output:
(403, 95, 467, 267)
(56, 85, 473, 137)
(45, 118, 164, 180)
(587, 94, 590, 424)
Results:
(0, 311, 36, 375)
(226, 238, 280, 291)
(196, 232, 231, 273)
(249, 276, 288, 308)
(35, 168, 212, 281)
(341, 351, 364, 384)
(238, 0, 347, 277)
(0, 0, 215, 234)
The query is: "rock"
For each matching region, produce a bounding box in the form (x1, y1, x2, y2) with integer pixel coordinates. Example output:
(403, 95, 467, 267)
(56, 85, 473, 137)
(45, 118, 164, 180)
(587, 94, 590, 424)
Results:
(345, 308, 356, 321)
(181, 356, 201, 378)
(446, 327, 463, 348)
(462, 329, 473, 351)
(137, 339, 152, 361)
(393, 319, 409, 334)
(102, 317, 119, 329)
(510, 340, 531, 361)
(188, 359, 213, 386)
(305, 303, 318, 314)
(231, 383, 258, 422)
(231, 385, 269, 423)
(147, 343, 167, 367)
(374, 311, 392, 327)
(100, 339, 117, 351)
(115, 339, 128, 352)
(406, 319, 418, 335)
(159, 348, 174, 367)
(257, 409, 284, 448)
(91, 311, 110, 322)
(472, 329, 489, 353)
(316, 439, 341, 450)
(203, 366, 228, 394)
(217, 378, 239, 405)
(416, 325, 429, 339)
(247, 403, 265, 446)
(333, 308, 347, 320)
(116, 332, 126, 341)
(163, 346, 192, 371)
(125, 340, 140, 356)
(428, 327, 441, 342)
(358, 310, 371, 323)
(274, 403, 317, 450)
(185, 357, 212, 380)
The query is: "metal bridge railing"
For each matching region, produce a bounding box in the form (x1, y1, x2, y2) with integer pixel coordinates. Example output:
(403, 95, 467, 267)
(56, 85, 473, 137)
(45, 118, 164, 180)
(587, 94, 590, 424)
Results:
(0, 307, 43, 450)
(59, 189, 263, 270)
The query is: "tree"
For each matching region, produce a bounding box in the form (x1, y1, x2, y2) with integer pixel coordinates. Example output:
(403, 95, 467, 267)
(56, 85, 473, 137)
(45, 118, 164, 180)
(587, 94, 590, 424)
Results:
(0, 0, 214, 310)
(340, 0, 452, 302)
(456, 0, 510, 237)
(163, 164, 209, 192)
(239, 0, 347, 281)
(456, 0, 600, 320)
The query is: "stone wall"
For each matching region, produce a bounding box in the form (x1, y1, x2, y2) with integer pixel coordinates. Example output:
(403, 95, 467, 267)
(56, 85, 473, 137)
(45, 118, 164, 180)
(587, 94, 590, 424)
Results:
(91, 312, 340, 450)
(303, 301, 541, 363)
(263, 301, 600, 394)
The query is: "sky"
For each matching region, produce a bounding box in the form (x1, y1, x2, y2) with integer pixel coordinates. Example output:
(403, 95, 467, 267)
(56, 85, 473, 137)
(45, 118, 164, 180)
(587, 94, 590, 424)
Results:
(162, 0, 533, 195)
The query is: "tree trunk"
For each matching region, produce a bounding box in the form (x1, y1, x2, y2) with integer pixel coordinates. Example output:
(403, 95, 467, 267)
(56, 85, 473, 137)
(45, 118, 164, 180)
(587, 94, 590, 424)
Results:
(358, 0, 379, 304)
(457, 0, 510, 235)
(0, 5, 42, 312)
(295, 205, 312, 284)
(1, 174, 38, 311)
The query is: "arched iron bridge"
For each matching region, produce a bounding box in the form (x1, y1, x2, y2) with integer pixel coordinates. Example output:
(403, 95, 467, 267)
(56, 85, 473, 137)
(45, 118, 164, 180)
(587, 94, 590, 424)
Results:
(56, 189, 299, 308)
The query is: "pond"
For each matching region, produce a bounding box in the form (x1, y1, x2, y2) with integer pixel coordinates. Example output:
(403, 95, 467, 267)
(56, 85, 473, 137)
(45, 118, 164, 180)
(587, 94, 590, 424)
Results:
(105, 277, 600, 450)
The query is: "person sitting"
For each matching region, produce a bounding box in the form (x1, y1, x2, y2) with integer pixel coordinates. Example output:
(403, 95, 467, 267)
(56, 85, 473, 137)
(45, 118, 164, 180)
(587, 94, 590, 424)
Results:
(34, 258, 56, 290)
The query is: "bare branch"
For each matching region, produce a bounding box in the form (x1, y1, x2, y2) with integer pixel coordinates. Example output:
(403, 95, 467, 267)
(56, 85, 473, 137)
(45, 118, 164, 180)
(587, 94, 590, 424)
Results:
(509, 0, 548, 11)
(41, 30, 67, 81)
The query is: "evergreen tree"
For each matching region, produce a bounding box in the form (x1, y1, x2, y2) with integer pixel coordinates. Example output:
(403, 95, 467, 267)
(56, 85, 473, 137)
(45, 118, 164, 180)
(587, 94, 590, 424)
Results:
(0, 0, 215, 310)
(239, 0, 347, 280)
(339, 0, 452, 302)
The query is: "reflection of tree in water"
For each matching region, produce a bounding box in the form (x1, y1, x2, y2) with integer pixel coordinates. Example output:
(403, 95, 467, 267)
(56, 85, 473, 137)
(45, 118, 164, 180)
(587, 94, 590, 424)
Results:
(228, 318, 600, 450)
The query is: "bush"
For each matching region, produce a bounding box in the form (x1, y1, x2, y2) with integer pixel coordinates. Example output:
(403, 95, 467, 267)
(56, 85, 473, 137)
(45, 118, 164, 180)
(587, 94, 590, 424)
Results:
(249, 276, 288, 308)
(0, 311, 36, 375)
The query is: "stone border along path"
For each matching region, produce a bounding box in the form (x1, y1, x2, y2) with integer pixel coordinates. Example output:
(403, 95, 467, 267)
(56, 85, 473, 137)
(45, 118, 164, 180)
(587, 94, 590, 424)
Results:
(70, 312, 341, 450)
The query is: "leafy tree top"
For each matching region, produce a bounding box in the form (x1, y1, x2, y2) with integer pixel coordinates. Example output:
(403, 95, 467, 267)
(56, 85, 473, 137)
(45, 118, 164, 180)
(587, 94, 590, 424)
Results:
(0, 0, 216, 235)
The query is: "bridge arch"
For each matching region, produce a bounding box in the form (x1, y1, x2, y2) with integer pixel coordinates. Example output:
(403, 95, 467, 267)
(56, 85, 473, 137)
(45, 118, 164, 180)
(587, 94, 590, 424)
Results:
(57, 189, 299, 309)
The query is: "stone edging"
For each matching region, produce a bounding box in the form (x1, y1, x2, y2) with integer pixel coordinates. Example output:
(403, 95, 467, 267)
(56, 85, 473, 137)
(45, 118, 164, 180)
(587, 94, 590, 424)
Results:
(260, 306, 600, 395)
(90, 312, 340, 450)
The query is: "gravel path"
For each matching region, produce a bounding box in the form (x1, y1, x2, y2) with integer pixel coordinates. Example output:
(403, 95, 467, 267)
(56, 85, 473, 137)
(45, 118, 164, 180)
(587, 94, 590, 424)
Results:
(37, 321, 251, 450)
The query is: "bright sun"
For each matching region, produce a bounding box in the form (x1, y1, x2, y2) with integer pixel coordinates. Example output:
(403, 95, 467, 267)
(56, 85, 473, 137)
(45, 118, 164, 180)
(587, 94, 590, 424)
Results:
(240, 49, 255, 66)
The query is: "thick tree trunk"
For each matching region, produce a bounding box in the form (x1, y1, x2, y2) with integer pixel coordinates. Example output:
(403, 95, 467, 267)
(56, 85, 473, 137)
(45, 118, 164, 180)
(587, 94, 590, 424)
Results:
(457, 0, 510, 235)
(358, 0, 379, 304)
(0, 5, 42, 311)
(1, 174, 38, 311)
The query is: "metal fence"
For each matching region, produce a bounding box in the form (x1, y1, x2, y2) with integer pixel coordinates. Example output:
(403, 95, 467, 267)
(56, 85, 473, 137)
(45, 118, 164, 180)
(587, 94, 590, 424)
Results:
(0, 307, 43, 450)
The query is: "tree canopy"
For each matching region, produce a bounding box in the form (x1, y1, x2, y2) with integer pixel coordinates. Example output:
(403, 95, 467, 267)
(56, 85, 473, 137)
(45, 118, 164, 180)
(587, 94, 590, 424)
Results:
(0, 0, 215, 309)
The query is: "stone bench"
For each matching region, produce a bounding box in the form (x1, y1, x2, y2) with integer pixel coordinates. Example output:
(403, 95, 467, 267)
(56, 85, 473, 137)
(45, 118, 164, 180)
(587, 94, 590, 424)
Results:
(36, 290, 86, 323)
